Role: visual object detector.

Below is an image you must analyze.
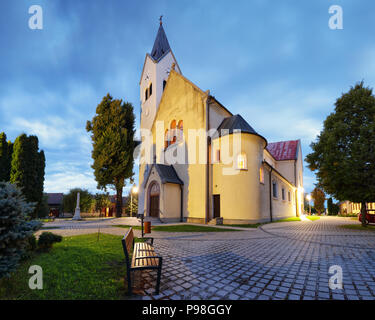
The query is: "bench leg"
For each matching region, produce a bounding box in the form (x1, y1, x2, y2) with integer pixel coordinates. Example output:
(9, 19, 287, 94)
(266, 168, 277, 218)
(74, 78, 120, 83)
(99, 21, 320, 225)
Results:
(155, 258, 163, 295)
(127, 269, 132, 296)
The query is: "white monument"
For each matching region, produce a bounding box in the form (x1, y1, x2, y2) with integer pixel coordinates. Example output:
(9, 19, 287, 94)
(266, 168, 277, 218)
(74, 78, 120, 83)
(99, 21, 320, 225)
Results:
(72, 192, 81, 220)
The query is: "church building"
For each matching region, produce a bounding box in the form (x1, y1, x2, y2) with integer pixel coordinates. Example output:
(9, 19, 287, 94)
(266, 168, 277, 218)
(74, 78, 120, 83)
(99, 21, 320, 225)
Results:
(137, 21, 304, 224)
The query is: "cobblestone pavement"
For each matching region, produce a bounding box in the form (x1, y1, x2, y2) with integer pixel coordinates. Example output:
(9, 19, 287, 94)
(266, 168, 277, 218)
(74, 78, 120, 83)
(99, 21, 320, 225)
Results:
(138, 217, 375, 300)
(40, 216, 375, 300)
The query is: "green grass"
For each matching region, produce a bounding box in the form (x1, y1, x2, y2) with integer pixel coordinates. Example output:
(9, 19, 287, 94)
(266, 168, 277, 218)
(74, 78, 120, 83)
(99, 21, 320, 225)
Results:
(274, 217, 301, 223)
(224, 223, 263, 228)
(151, 224, 240, 232)
(112, 225, 142, 230)
(341, 224, 375, 231)
(306, 216, 320, 221)
(0, 233, 139, 300)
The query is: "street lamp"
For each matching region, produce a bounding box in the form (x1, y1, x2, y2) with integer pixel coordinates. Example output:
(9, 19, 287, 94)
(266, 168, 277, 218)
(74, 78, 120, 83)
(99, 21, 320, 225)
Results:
(130, 185, 138, 217)
(306, 194, 312, 215)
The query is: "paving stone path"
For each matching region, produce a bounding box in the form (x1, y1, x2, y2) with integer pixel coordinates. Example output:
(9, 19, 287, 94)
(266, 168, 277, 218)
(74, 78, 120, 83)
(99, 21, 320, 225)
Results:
(41, 216, 375, 300)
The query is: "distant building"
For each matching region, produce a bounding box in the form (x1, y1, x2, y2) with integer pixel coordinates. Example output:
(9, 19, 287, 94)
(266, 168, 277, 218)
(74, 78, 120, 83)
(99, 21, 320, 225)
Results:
(339, 201, 375, 215)
(105, 195, 129, 217)
(47, 193, 64, 217)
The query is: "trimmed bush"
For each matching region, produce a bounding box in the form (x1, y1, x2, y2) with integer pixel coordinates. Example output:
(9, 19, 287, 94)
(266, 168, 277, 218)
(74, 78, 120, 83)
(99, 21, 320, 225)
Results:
(38, 232, 62, 250)
(0, 182, 41, 278)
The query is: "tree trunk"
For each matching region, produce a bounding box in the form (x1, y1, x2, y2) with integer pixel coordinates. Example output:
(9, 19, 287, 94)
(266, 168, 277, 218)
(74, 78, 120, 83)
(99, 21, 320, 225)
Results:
(116, 187, 123, 218)
(361, 201, 367, 227)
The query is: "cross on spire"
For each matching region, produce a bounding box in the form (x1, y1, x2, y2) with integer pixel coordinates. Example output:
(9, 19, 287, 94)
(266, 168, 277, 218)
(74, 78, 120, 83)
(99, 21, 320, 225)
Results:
(159, 15, 163, 25)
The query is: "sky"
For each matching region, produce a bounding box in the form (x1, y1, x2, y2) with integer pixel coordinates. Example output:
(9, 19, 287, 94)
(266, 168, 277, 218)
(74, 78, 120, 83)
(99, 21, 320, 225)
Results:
(1, 0, 375, 196)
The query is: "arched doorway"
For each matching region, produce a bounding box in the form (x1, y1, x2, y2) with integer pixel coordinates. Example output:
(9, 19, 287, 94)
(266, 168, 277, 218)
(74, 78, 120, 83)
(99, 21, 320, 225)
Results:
(148, 181, 160, 218)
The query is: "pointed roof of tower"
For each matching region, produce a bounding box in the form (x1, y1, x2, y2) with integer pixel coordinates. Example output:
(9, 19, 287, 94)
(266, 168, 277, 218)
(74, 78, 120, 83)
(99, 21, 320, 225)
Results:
(150, 22, 171, 61)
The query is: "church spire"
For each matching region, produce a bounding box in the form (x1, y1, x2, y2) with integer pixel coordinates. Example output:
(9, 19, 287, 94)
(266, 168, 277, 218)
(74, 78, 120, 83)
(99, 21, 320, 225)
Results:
(150, 18, 171, 61)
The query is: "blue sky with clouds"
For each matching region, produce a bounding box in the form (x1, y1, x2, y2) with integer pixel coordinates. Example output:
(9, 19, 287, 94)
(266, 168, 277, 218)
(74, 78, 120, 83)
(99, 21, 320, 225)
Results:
(1, 0, 375, 196)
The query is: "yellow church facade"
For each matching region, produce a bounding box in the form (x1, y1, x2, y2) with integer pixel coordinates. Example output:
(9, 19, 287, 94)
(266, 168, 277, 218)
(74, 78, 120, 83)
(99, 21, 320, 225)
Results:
(137, 23, 304, 224)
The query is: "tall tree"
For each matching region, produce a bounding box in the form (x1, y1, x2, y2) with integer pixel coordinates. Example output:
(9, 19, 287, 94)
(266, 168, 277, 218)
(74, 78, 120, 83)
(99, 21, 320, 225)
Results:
(306, 82, 375, 226)
(86, 94, 136, 217)
(0, 132, 9, 181)
(311, 187, 325, 215)
(7, 141, 13, 181)
(327, 197, 333, 216)
(10, 134, 45, 218)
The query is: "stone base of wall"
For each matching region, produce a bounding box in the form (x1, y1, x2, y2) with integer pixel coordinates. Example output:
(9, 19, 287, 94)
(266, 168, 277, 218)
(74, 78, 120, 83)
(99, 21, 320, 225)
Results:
(222, 218, 271, 224)
(186, 217, 206, 224)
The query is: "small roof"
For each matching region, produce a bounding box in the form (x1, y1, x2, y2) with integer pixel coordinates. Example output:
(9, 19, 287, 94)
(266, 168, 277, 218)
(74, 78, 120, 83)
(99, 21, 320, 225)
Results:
(267, 140, 299, 161)
(47, 193, 63, 205)
(214, 115, 267, 145)
(150, 24, 171, 61)
(145, 164, 183, 186)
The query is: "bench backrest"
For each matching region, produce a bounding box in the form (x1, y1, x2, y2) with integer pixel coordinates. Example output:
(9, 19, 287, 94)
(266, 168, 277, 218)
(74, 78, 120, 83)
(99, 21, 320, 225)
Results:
(122, 227, 134, 268)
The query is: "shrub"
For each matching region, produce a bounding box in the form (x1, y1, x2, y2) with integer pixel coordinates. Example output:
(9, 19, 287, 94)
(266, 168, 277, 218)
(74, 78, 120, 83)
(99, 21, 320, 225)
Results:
(0, 182, 41, 279)
(38, 232, 62, 250)
(27, 234, 37, 251)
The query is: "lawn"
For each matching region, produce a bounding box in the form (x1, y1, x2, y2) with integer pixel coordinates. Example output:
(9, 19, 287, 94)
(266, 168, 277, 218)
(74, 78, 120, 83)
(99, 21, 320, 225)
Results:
(113, 224, 142, 230)
(306, 216, 320, 221)
(274, 217, 301, 222)
(151, 224, 240, 232)
(341, 224, 375, 231)
(0, 233, 137, 300)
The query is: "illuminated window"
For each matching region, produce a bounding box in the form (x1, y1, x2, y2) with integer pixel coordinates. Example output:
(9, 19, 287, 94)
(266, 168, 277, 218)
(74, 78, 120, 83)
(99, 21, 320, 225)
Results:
(288, 191, 291, 202)
(259, 167, 264, 183)
(170, 120, 177, 144)
(237, 153, 247, 170)
(177, 120, 183, 141)
(164, 129, 170, 149)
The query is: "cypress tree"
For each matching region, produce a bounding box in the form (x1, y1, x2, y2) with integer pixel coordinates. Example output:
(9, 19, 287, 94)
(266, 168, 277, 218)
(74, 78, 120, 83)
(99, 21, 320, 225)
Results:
(0, 133, 8, 181)
(10, 134, 45, 218)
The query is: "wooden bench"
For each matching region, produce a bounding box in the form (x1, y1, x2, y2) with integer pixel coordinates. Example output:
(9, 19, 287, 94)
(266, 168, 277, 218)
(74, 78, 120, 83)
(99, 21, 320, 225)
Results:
(121, 227, 163, 295)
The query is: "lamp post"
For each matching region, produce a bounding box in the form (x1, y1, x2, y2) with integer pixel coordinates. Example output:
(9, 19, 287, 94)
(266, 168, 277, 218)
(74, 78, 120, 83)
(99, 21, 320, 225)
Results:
(130, 185, 138, 217)
(306, 194, 312, 215)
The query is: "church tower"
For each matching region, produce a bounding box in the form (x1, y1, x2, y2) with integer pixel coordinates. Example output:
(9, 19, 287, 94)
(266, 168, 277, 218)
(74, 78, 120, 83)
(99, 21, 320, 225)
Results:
(140, 18, 181, 131)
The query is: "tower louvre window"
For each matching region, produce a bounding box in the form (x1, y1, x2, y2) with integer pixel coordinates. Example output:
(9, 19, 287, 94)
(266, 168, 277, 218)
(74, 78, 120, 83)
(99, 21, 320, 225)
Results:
(149, 83, 152, 96)
(163, 80, 167, 91)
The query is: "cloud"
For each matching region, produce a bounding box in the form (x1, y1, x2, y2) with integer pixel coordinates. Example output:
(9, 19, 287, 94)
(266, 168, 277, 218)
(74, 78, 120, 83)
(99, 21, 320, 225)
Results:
(44, 169, 97, 193)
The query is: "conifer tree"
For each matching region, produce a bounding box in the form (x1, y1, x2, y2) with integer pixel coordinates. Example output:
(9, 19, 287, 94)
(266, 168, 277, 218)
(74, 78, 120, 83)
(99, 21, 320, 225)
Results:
(86, 94, 136, 217)
(0, 132, 9, 181)
(10, 134, 45, 218)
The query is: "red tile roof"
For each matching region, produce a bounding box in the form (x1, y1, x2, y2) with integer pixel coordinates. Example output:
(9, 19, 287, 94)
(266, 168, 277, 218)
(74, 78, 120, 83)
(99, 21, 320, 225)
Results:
(266, 140, 299, 161)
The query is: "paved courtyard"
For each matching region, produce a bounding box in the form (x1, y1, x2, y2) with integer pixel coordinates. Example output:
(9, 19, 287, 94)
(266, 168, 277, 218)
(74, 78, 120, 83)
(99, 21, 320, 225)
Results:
(41, 216, 375, 300)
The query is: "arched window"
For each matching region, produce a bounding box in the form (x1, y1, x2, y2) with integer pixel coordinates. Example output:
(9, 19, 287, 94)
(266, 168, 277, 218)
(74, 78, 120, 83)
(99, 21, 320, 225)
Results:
(177, 120, 183, 141)
(237, 153, 247, 170)
(170, 120, 177, 144)
(149, 83, 152, 96)
(145, 88, 148, 101)
(164, 129, 169, 149)
(163, 80, 167, 91)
